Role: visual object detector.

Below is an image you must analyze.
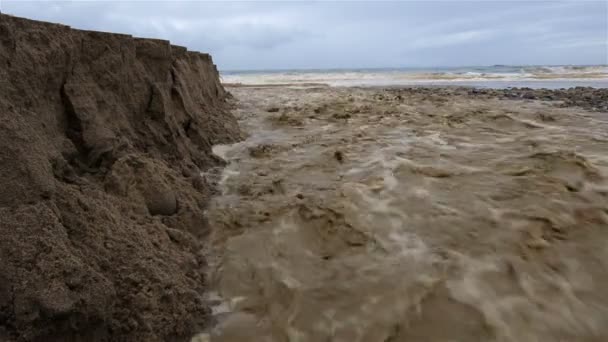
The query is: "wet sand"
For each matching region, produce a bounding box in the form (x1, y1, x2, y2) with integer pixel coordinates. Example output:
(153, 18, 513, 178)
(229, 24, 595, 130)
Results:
(198, 86, 608, 342)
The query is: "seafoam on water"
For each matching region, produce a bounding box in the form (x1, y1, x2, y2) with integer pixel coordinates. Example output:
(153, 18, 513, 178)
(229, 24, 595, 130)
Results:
(221, 65, 608, 89)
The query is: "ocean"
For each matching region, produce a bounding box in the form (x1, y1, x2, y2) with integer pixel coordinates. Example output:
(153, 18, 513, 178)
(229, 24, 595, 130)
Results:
(221, 65, 608, 89)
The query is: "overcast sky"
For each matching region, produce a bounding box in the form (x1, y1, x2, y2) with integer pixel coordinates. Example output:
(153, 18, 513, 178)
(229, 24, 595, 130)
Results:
(2, 1, 606, 70)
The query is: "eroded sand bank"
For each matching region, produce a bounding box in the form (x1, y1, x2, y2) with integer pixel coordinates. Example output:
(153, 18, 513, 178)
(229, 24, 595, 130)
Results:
(0, 14, 240, 341)
(198, 86, 608, 342)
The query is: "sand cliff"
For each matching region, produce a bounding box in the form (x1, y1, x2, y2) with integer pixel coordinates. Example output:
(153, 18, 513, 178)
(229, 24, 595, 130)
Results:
(0, 14, 240, 341)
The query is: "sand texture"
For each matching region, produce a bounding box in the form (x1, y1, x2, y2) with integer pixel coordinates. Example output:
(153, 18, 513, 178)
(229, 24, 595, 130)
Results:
(0, 14, 239, 341)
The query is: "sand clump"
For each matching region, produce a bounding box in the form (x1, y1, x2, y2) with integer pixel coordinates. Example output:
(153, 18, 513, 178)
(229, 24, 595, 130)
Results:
(0, 15, 239, 341)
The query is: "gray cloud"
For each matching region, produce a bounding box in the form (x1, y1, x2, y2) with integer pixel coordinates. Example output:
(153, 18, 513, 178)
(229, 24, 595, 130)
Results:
(2, 1, 606, 70)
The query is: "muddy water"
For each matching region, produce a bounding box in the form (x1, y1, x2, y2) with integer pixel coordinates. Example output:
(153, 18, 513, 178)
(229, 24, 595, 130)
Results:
(197, 87, 608, 342)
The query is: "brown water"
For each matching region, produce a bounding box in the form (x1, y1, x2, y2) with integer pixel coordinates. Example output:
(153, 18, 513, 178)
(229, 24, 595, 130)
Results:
(195, 87, 608, 342)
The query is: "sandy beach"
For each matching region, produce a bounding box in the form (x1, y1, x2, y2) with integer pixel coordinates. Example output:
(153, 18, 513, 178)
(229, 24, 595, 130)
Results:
(1, 3, 607, 340)
(201, 85, 608, 341)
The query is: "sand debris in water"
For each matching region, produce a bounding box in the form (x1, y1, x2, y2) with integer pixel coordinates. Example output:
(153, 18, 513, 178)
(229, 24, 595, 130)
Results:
(201, 86, 608, 342)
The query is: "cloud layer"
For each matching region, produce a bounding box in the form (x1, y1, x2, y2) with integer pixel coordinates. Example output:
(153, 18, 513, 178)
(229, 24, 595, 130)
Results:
(2, 1, 606, 70)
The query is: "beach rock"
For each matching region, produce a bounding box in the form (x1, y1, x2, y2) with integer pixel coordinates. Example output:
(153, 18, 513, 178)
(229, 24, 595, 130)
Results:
(386, 87, 607, 113)
(334, 150, 344, 163)
(0, 14, 239, 341)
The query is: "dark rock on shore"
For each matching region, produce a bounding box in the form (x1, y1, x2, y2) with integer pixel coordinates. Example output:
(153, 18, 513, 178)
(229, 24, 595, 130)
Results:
(0, 14, 239, 341)
(387, 86, 608, 112)
(492, 87, 608, 111)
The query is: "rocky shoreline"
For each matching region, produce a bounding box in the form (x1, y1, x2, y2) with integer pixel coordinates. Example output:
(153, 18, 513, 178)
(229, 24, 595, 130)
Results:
(382, 86, 608, 112)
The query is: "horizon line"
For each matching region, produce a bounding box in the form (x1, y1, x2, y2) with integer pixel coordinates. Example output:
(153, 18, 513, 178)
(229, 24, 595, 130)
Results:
(220, 64, 607, 73)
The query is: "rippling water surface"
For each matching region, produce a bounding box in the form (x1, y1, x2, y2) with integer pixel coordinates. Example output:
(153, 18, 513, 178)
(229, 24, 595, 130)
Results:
(196, 86, 608, 342)
(221, 65, 608, 89)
